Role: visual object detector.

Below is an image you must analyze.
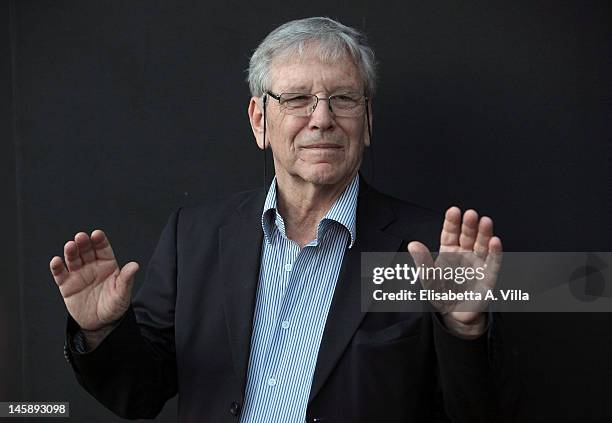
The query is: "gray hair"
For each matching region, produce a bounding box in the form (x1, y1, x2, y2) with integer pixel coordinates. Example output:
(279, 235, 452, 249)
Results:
(247, 17, 377, 98)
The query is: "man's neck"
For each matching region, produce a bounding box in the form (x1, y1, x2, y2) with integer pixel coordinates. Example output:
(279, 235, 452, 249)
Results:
(275, 172, 356, 248)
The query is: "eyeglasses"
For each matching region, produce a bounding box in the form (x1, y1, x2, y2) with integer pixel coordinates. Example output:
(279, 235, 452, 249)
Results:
(265, 91, 368, 117)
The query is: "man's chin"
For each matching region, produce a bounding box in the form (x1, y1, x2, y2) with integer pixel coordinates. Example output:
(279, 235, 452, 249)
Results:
(298, 165, 350, 187)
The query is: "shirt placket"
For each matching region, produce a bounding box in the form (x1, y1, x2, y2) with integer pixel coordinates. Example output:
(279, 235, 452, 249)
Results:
(260, 237, 301, 407)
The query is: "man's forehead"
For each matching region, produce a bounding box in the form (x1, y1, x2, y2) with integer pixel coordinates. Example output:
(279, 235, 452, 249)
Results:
(270, 55, 363, 92)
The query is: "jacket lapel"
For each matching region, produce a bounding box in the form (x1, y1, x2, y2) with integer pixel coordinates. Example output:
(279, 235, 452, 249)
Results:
(220, 190, 266, 394)
(308, 182, 404, 403)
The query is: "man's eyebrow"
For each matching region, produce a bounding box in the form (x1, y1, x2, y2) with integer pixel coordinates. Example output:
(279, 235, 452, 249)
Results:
(276, 85, 362, 93)
(330, 85, 361, 92)
(277, 85, 309, 93)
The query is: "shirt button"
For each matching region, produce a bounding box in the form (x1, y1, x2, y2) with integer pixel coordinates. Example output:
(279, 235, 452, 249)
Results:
(284, 263, 293, 271)
(268, 377, 277, 386)
(281, 320, 290, 329)
(229, 401, 241, 416)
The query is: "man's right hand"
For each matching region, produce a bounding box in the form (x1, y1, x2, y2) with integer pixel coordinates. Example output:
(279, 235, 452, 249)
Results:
(50, 230, 139, 333)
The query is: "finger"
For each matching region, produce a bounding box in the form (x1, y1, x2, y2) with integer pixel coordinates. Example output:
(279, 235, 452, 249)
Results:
(440, 206, 462, 247)
(64, 240, 83, 272)
(91, 229, 116, 261)
(488, 236, 503, 255)
(484, 236, 503, 281)
(49, 256, 69, 286)
(74, 232, 96, 264)
(473, 216, 494, 258)
(407, 241, 434, 268)
(115, 261, 139, 300)
(459, 209, 479, 250)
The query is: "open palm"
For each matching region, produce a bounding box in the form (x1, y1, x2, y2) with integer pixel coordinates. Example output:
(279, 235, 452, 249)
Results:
(50, 230, 139, 331)
(408, 207, 502, 330)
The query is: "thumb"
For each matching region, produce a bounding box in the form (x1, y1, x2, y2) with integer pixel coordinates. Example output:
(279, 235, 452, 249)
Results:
(116, 261, 139, 299)
(407, 241, 434, 268)
(407, 242, 435, 290)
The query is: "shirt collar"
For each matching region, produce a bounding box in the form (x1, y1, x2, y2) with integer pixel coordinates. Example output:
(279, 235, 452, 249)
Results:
(261, 173, 359, 248)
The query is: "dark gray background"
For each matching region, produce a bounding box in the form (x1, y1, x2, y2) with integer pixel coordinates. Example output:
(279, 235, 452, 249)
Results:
(2, 1, 611, 422)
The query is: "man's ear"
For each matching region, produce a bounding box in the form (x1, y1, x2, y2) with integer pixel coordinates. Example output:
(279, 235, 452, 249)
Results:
(248, 96, 266, 150)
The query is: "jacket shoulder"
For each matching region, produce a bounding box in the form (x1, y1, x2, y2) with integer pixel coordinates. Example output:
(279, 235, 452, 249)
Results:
(366, 187, 443, 249)
(176, 187, 264, 229)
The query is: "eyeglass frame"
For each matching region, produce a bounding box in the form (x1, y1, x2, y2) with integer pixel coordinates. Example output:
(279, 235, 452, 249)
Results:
(264, 90, 369, 117)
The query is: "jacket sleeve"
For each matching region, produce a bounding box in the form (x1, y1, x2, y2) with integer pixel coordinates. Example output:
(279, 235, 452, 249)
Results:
(432, 311, 520, 423)
(64, 208, 182, 419)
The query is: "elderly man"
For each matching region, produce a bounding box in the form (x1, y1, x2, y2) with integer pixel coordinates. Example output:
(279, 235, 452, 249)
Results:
(51, 17, 514, 423)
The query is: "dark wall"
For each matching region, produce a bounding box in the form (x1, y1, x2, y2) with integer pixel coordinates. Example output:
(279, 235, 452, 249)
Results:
(5, 1, 611, 422)
(1, 0, 23, 406)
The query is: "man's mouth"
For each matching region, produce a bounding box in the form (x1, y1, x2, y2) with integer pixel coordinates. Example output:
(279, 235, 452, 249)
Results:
(303, 144, 342, 149)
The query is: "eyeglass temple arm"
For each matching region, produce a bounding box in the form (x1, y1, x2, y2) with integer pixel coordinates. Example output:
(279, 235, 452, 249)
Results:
(265, 91, 280, 101)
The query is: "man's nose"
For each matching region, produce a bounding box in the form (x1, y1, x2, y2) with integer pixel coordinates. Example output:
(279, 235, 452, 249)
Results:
(308, 98, 335, 131)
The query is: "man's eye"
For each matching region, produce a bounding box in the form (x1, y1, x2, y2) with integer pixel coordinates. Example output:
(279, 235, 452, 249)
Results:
(282, 95, 312, 107)
(285, 95, 310, 101)
(333, 95, 359, 108)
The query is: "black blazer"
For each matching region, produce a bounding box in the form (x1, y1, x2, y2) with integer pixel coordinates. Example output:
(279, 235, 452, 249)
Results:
(65, 180, 518, 422)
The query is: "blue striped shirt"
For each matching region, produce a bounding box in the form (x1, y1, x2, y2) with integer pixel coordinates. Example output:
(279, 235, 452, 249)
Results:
(240, 174, 359, 423)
